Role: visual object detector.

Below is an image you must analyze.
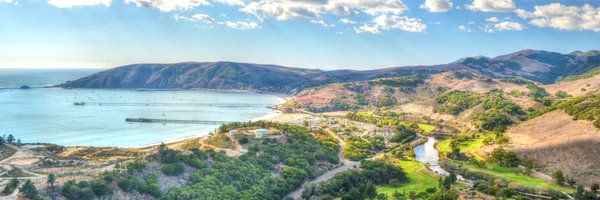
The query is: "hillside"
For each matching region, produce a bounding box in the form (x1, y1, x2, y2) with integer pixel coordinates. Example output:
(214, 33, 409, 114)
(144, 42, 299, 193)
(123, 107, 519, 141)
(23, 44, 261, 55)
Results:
(506, 110, 600, 186)
(60, 50, 600, 93)
(545, 73, 600, 97)
(287, 71, 532, 113)
(60, 62, 450, 94)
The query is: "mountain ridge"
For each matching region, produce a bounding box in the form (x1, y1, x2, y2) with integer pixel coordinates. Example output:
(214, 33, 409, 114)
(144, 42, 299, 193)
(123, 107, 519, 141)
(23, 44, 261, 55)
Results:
(61, 50, 600, 94)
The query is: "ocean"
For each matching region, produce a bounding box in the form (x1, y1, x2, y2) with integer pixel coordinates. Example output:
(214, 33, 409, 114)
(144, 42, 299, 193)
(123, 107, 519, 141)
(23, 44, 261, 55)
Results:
(0, 68, 282, 147)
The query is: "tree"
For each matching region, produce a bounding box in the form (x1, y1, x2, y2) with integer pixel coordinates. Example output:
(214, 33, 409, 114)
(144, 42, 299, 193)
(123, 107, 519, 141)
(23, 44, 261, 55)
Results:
(431, 188, 459, 200)
(566, 177, 576, 187)
(553, 170, 566, 185)
(91, 181, 113, 196)
(47, 173, 56, 188)
(6, 134, 15, 144)
(591, 183, 599, 193)
(19, 180, 37, 199)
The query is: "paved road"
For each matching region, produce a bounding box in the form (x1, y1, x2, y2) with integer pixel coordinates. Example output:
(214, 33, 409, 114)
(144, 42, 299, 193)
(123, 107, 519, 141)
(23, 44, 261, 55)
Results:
(285, 130, 360, 200)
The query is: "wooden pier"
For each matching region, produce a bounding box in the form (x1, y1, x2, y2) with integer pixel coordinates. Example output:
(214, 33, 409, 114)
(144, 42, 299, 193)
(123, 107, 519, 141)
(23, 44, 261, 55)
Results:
(126, 118, 230, 125)
(74, 102, 272, 108)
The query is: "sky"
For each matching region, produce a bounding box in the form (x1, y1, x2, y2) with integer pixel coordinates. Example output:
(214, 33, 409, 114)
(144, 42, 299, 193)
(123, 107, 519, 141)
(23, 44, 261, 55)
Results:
(0, 0, 599, 70)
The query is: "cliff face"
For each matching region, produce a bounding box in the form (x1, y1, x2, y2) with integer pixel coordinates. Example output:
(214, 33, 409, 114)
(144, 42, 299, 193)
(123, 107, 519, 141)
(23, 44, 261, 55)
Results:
(61, 50, 600, 94)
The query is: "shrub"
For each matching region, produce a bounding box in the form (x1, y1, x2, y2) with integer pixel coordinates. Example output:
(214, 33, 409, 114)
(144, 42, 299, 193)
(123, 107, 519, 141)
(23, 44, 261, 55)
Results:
(161, 162, 186, 176)
(2, 178, 19, 195)
(91, 181, 112, 196)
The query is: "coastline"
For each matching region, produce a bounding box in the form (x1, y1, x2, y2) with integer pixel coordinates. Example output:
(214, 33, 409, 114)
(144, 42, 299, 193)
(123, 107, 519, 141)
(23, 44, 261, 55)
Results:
(135, 96, 288, 149)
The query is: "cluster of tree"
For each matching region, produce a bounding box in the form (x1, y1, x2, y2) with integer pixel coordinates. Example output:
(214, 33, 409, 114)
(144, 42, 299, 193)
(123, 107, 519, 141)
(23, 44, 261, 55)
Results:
(164, 124, 339, 200)
(487, 148, 520, 167)
(354, 94, 368, 105)
(343, 136, 385, 161)
(329, 98, 356, 111)
(556, 93, 600, 128)
(390, 125, 417, 144)
(500, 77, 533, 85)
(2, 178, 18, 195)
(445, 136, 471, 161)
(451, 71, 475, 80)
(471, 110, 513, 132)
(562, 66, 600, 82)
(116, 173, 162, 198)
(555, 90, 572, 99)
(375, 95, 398, 108)
(471, 90, 531, 132)
(527, 93, 599, 128)
(301, 160, 407, 199)
(369, 75, 425, 87)
(0, 134, 21, 146)
(435, 90, 482, 115)
(526, 83, 552, 106)
(61, 179, 113, 200)
(217, 120, 278, 133)
(481, 90, 526, 117)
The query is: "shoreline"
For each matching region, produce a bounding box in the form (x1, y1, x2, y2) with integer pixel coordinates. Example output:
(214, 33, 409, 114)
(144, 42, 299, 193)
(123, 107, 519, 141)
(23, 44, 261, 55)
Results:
(135, 109, 285, 149)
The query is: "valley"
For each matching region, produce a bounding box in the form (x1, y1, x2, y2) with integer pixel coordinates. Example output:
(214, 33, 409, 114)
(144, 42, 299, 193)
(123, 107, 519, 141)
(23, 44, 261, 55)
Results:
(0, 49, 598, 200)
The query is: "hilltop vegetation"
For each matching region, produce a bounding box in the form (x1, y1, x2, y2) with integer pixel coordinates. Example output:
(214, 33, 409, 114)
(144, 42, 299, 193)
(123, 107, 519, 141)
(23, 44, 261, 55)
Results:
(562, 66, 600, 82)
(61, 50, 600, 93)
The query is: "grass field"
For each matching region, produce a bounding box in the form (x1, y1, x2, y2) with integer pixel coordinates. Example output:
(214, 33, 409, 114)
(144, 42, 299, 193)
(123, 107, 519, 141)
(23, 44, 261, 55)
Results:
(377, 159, 439, 196)
(461, 163, 574, 193)
(437, 134, 490, 160)
(417, 123, 436, 133)
(436, 136, 574, 193)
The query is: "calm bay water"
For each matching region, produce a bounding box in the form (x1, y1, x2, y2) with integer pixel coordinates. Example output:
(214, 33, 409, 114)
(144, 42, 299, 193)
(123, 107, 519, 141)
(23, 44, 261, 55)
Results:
(0, 69, 281, 147)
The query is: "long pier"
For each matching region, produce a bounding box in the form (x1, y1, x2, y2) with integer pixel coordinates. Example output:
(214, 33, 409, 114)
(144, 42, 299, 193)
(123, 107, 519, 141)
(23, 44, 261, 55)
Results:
(74, 102, 272, 108)
(126, 118, 230, 125)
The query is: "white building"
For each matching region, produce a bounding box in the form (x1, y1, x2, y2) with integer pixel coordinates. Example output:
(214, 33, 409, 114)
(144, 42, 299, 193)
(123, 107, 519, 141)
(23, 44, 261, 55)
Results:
(230, 130, 238, 136)
(255, 129, 269, 138)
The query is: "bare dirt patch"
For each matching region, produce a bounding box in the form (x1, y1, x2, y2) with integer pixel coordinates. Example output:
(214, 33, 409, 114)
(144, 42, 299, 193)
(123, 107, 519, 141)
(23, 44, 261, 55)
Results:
(544, 74, 600, 97)
(506, 110, 600, 186)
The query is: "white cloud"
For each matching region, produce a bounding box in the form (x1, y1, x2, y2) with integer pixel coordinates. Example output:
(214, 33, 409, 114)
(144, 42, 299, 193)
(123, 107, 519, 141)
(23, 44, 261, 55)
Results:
(339, 18, 356, 24)
(192, 14, 216, 23)
(175, 13, 259, 29)
(356, 15, 426, 34)
(213, 0, 244, 6)
(1, 0, 13, 4)
(485, 17, 499, 22)
(47, 0, 111, 8)
(458, 25, 471, 32)
(494, 21, 523, 31)
(124, 0, 210, 12)
(240, 0, 408, 21)
(420, 0, 453, 13)
(467, 0, 515, 12)
(516, 3, 600, 32)
(221, 21, 259, 29)
(479, 24, 494, 33)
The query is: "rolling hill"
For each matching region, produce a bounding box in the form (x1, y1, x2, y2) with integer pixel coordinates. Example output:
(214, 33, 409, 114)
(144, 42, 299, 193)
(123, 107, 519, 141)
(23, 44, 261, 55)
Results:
(60, 50, 600, 94)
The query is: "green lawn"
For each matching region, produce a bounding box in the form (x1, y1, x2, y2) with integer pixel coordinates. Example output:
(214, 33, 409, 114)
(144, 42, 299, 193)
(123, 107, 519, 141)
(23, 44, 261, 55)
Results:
(417, 123, 436, 133)
(461, 163, 574, 193)
(377, 160, 439, 196)
(437, 135, 489, 160)
(436, 136, 573, 193)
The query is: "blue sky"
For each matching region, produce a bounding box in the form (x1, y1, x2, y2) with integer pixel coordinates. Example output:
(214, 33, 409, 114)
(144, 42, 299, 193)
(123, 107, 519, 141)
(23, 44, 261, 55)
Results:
(0, 0, 599, 69)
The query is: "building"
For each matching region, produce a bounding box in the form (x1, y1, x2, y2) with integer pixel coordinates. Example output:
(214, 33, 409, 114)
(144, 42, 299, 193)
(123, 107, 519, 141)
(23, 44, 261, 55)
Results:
(229, 130, 238, 136)
(255, 129, 269, 138)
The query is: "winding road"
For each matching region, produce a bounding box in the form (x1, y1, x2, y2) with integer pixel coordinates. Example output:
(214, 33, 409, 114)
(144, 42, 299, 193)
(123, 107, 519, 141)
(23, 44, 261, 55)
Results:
(284, 130, 360, 200)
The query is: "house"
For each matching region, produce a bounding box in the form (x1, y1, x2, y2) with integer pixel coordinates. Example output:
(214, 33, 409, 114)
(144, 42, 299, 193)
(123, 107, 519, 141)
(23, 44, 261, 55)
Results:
(378, 126, 396, 137)
(255, 129, 269, 138)
(229, 130, 238, 136)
